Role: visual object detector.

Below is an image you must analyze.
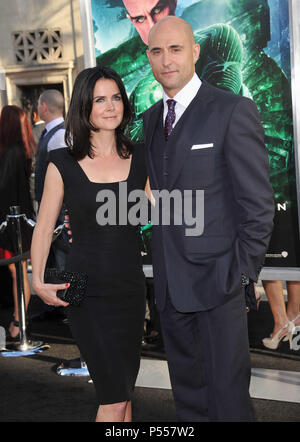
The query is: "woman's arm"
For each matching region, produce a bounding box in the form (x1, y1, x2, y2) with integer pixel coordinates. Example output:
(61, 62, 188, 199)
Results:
(145, 177, 155, 205)
(31, 163, 69, 307)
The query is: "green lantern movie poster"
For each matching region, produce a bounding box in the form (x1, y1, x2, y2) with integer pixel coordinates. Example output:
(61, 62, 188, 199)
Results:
(91, 0, 300, 269)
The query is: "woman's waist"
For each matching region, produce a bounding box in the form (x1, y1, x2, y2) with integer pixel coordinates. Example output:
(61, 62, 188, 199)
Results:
(65, 255, 144, 281)
(71, 226, 140, 243)
(68, 240, 142, 260)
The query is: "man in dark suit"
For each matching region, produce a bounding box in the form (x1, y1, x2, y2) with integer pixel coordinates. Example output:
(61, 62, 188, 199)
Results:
(34, 89, 67, 271)
(143, 16, 275, 421)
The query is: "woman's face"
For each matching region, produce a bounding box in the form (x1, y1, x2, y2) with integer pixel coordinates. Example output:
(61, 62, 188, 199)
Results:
(90, 78, 124, 131)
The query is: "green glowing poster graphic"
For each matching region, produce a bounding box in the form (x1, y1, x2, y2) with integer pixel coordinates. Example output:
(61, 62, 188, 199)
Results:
(91, 0, 300, 268)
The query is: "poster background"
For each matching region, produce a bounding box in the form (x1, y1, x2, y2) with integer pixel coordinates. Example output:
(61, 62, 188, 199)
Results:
(91, 0, 300, 268)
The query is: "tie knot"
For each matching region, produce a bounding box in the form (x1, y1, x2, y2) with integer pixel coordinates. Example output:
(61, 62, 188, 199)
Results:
(167, 99, 176, 111)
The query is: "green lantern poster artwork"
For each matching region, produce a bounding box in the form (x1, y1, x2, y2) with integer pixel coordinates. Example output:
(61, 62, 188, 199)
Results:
(92, 0, 300, 268)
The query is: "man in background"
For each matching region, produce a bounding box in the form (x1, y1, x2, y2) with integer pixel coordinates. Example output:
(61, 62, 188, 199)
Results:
(29, 103, 45, 213)
(31, 103, 45, 145)
(34, 89, 68, 284)
(34, 89, 66, 207)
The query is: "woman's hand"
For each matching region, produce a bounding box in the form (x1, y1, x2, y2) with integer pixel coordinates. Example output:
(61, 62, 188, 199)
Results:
(33, 282, 70, 307)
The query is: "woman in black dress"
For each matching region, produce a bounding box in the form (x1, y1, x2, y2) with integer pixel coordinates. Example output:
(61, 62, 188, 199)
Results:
(31, 67, 149, 422)
(0, 105, 36, 338)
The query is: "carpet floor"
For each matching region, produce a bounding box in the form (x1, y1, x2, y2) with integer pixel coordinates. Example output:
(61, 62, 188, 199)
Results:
(0, 295, 299, 422)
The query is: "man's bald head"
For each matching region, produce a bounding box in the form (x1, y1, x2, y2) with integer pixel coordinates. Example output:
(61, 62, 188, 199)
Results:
(38, 89, 64, 124)
(39, 90, 64, 115)
(146, 16, 200, 97)
(148, 15, 195, 48)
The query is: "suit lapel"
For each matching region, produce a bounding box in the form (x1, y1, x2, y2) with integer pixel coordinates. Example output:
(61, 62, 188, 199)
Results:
(144, 100, 163, 188)
(166, 81, 214, 189)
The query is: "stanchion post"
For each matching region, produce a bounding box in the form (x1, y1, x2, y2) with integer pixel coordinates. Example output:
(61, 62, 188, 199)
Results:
(1, 205, 46, 354)
(9, 206, 30, 350)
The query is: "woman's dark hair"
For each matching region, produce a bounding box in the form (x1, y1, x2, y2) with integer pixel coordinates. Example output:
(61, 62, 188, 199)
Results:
(65, 66, 133, 159)
(0, 105, 36, 162)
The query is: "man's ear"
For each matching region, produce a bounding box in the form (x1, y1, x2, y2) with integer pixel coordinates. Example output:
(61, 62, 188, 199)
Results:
(42, 102, 48, 113)
(193, 43, 200, 64)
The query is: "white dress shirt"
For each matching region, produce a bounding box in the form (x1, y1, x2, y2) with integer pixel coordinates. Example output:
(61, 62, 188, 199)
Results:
(43, 117, 66, 152)
(163, 73, 202, 128)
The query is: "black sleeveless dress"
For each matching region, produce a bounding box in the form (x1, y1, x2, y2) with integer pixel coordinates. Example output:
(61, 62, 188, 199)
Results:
(48, 145, 147, 405)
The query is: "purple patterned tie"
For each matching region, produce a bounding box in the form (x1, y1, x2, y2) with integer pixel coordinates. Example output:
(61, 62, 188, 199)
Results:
(164, 99, 176, 141)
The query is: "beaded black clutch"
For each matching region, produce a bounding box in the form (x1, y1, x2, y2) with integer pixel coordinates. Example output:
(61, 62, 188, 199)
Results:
(44, 268, 88, 306)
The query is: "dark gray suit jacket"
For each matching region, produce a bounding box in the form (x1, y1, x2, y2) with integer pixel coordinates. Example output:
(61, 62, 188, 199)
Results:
(143, 80, 275, 312)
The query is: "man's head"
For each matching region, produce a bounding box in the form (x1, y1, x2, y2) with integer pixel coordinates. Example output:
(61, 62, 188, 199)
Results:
(123, 0, 177, 45)
(146, 16, 200, 97)
(37, 89, 64, 124)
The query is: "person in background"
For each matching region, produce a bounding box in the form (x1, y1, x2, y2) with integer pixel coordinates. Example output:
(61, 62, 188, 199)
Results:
(0, 105, 36, 338)
(29, 103, 45, 213)
(31, 102, 45, 145)
(262, 280, 300, 349)
(34, 89, 68, 271)
(34, 89, 66, 206)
